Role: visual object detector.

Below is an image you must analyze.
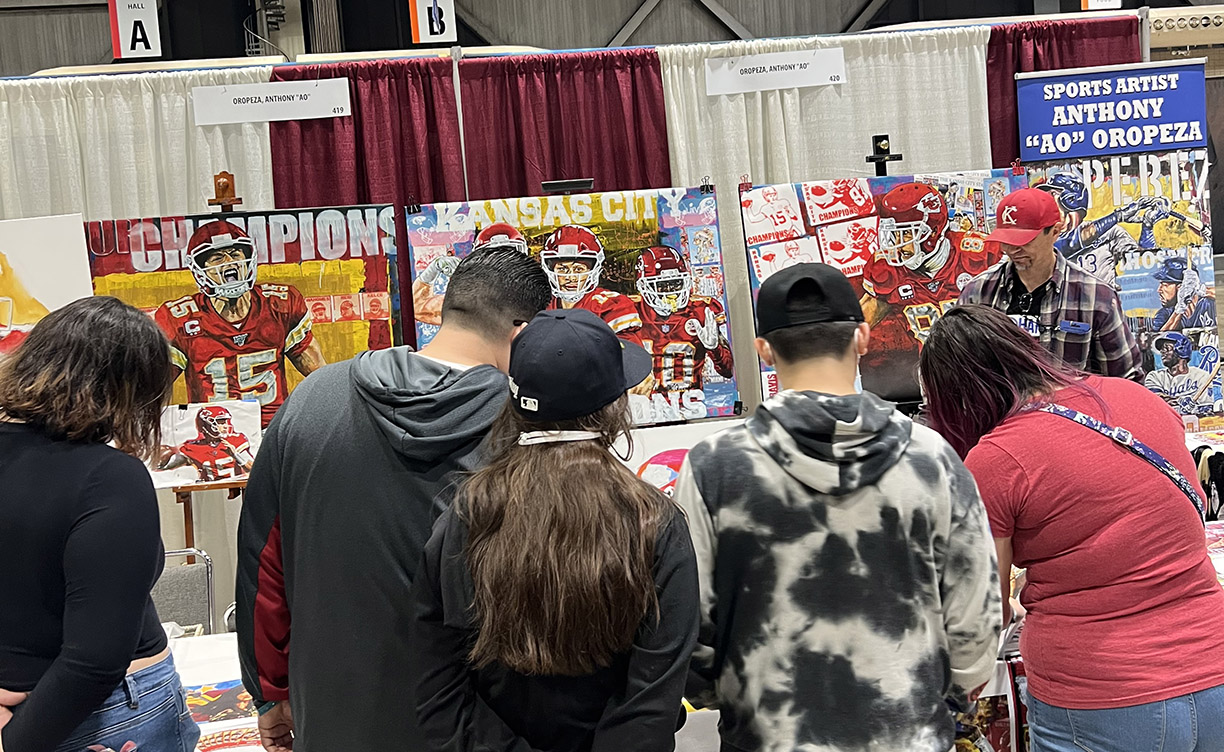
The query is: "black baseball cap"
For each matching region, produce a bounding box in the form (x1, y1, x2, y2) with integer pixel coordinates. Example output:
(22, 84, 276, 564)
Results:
(756, 262, 864, 335)
(508, 308, 653, 422)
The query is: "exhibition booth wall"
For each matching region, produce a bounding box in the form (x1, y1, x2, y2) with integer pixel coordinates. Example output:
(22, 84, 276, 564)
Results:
(0, 10, 1150, 631)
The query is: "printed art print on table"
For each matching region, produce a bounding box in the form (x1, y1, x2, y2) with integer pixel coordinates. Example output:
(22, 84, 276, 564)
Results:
(741, 171, 1028, 402)
(86, 206, 400, 428)
(1027, 150, 1220, 428)
(405, 187, 738, 425)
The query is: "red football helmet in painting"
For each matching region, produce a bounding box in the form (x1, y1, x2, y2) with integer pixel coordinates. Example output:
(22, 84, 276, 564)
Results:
(186, 220, 258, 299)
(540, 225, 605, 303)
(473, 222, 527, 254)
(636, 245, 693, 316)
(196, 405, 235, 441)
(876, 183, 950, 270)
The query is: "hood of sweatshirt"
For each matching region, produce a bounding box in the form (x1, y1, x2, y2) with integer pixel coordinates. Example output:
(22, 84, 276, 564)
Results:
(350, 348, 508, 463)
(746, 389, 913, 496)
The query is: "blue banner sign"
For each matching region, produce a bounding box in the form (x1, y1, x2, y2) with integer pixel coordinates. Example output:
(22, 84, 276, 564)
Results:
(1016, 60, 1207, 162)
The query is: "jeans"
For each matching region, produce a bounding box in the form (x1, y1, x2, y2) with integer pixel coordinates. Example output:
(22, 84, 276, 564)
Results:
(1028, 683, 1224, 752)
(53, 653, 200, 752)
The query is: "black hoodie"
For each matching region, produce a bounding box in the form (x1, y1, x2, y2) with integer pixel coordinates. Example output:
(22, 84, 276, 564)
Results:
(236, 348, 509, 751)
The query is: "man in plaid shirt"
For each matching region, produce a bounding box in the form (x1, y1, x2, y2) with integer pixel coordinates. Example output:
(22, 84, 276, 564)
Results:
(959, 188, 1143, 380)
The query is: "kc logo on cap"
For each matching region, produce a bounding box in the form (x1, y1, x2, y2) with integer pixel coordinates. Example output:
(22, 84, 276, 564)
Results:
(984, 188, 1062, 247)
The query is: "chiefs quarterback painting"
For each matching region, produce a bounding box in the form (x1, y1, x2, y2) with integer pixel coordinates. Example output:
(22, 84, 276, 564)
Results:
(146, 401, 262, 488)
(87, 205, 397, 431)
(406, 186, 739, 424)
(742, 171, 1027, 402)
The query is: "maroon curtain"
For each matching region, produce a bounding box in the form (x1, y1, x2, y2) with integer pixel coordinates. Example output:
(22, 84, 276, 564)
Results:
(458, 48, 672, 200)
(988, 16, 1141, 168)
(269, 59, 466, 347)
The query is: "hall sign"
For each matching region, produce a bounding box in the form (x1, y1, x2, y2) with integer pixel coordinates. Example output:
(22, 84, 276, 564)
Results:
(1016, 60, 1208, 162)
(705, 48, 846, 96)
(191, 79, 352, 126)
(108, 0, 161, 59)
(411, 0, 456, 44)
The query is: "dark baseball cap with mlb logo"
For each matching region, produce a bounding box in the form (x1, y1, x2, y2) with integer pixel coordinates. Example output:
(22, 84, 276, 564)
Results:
(508, 308, 653, 422)
(756, 263, 864, 335)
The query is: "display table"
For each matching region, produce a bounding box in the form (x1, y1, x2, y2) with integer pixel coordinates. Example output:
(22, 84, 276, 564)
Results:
(170, 632, 1018, 751)
(169, 634, 724, 750)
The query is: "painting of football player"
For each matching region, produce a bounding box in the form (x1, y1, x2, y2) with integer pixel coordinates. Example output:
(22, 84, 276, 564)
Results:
(741, 185, 804, 238)
(631, 245, 734, 418)
(157, 404, 256, 482)
(365, 295, 387, 320)
(1145, 332, 1218, 415)
(1152, 256, 1217, 332)
(336, 296, 362, 322)
(541, 224, 642, 335)
(153, 220, 325, 428)
(411, 223, 526, 327)
(1037, 171, 1174, 286)
(859, 183, 998, 344)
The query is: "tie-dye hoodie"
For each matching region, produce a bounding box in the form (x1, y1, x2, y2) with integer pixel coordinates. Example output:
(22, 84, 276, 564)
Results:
(673, 390, 1000, 752)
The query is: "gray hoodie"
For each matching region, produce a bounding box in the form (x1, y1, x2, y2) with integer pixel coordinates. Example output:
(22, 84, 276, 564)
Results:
(673, 390, 1001, 752)
(236, 348, 508, 752)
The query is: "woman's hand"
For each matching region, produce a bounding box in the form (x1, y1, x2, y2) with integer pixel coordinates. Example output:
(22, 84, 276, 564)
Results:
(0, 689, 28, 751)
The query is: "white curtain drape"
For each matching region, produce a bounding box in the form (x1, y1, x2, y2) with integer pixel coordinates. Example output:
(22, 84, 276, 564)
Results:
(0, 66, 275, 221)
(660, 27, 993, 406)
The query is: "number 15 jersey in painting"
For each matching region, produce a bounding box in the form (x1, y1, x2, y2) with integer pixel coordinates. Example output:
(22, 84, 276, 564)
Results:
(154, 284, 313, 426)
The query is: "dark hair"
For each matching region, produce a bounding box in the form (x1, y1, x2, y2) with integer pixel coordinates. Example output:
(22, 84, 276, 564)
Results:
(764, 321, 859, 363)
(442, 247, 551, 340)
(0, 296, 174, 458)
(919, 304, 1082, 457)
(459, 394, 674, 676)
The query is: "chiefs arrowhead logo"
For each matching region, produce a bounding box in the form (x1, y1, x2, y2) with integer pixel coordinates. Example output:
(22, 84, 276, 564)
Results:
(232, 333, 249, 346)
(1001, 206, 1019, 225)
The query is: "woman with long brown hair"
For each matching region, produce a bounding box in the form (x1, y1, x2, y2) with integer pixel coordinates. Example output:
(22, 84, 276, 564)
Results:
(920, 304, 1224, 752)
(0, 296, 198, 752)
(408, 308, 699, 751)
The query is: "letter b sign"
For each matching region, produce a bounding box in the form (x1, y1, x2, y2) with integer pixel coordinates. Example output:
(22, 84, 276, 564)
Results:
(413, 0, 457, 43)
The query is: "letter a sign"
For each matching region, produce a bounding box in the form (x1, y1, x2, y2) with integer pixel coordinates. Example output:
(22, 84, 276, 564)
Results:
(410, 0, 457, 44)
(109, 0, 162, 59)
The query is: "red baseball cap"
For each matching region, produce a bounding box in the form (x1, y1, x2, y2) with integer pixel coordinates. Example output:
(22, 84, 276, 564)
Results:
(986, 188, 1062, 246)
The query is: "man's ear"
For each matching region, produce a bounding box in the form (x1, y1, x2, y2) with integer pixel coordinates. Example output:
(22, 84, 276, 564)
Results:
(855, 322, 871, 357)
(754, 337, 776, 368)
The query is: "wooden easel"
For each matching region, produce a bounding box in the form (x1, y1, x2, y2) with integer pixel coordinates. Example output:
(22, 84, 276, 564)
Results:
(172, 479, 248, 562)
(170, 172, 249, 564)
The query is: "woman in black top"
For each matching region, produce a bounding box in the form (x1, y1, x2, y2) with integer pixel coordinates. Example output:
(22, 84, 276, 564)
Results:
(0, 297, 198, 752)
(408, 309, 700, 752)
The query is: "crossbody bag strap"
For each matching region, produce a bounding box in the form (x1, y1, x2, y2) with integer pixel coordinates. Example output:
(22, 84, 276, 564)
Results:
(1031, 403, 1205, 521)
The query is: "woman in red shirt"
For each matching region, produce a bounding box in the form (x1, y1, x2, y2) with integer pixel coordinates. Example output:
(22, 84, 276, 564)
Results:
(920, 305, 1224, 752)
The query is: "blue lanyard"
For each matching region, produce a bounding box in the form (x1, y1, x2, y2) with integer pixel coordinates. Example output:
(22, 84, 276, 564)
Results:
(1028, 403, 1205, 521)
